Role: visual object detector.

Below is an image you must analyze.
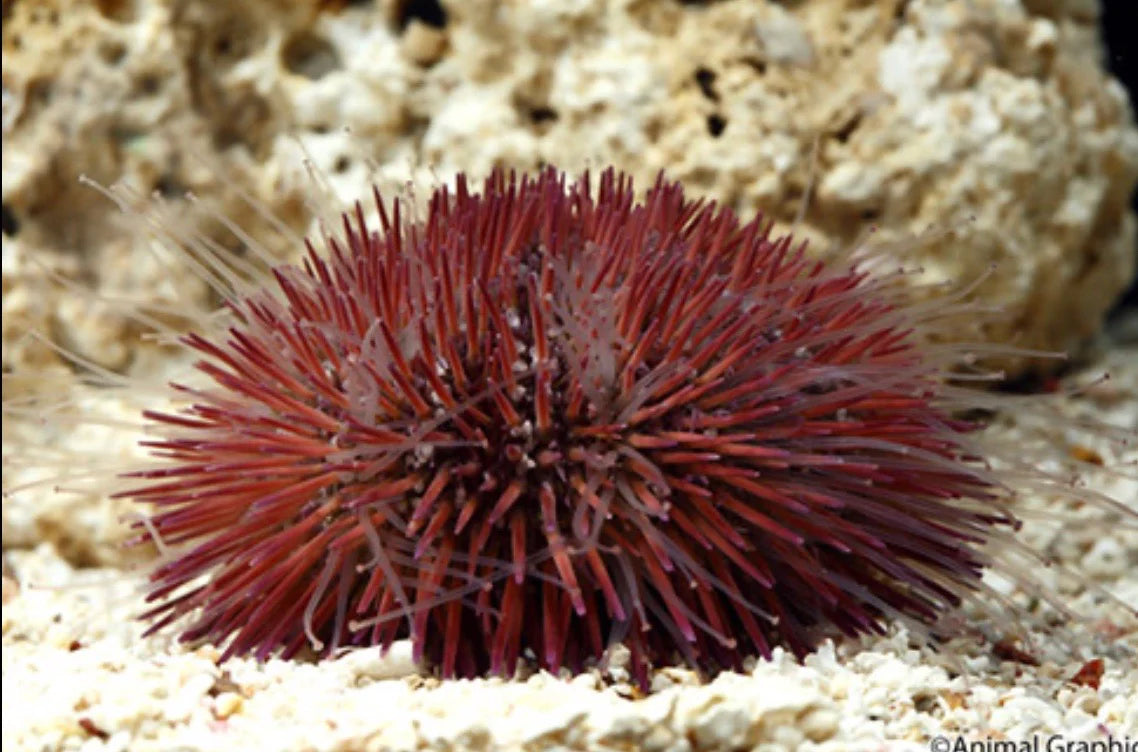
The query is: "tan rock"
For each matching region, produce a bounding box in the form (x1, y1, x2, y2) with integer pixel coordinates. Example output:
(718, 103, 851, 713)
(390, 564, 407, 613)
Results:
(3, 0, 1132, 374)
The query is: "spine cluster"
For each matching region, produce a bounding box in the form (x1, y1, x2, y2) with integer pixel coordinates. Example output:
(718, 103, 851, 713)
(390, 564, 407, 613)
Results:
(128, 168, 1011, 685)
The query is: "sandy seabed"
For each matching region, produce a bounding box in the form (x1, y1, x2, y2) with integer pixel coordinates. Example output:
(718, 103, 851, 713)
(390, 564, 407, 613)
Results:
(2, 342, 1136, 752)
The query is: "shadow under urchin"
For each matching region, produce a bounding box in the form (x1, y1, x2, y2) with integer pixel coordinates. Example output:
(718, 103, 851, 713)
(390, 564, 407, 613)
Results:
(125, 167, 1023, 688)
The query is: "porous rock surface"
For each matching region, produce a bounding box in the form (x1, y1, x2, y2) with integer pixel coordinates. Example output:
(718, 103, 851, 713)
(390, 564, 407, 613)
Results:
(3, 0, 1136, 374)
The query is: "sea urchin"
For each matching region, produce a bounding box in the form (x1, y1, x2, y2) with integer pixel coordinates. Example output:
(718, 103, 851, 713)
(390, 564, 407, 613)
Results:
(126, 167, 1053, 686)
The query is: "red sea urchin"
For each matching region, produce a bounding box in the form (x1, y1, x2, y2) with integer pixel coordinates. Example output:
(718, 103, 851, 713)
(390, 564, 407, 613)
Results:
(123, 167, 1084, 686)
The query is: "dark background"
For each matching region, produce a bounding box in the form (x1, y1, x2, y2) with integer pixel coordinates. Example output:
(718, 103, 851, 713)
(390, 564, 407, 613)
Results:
(1101, 0, 1138, 315)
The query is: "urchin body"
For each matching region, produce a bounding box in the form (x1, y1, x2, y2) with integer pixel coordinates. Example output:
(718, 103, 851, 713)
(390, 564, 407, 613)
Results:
(129, 168, 1016, 685)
